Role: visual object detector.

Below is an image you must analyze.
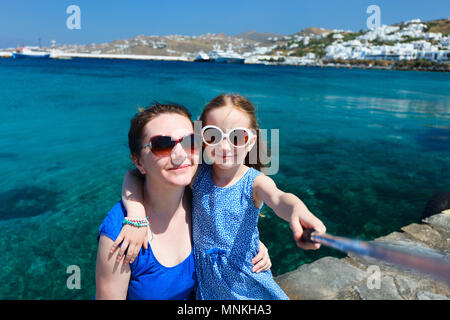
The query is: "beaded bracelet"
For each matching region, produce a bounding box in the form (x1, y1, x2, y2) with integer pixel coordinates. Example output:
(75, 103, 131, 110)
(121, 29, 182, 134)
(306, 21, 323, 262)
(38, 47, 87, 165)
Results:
(123, 217, 149, 228)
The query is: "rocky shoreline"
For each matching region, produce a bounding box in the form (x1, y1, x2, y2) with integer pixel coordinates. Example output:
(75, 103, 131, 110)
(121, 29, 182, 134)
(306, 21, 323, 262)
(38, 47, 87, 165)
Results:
(274, 211, 450, 300)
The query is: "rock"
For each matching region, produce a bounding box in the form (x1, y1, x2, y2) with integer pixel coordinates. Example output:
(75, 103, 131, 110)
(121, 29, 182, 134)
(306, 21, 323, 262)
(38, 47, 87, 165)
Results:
(353, 275, 403, 300)
(416, 291, 449, 300)
(394, 275, 421, 299)
(333, 286, 362, 300)
(423, 212, 450, 231)
(402, 223, 449, 253)
(275, 257, 366, 300)
(375, 231, 414, 243)
(401, 223, 442, 246)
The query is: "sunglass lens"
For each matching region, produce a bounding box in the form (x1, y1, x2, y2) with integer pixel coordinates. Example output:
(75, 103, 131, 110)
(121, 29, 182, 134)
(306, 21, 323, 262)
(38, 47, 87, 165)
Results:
(151, 136, 175, 156)
(202, 127, 222, 145)
(229, 129, 250, 147)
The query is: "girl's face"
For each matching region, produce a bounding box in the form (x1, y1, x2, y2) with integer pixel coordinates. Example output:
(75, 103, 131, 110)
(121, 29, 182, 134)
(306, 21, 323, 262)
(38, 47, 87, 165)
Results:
(203, 105, 256, 170)
(132, 113, 199, 187)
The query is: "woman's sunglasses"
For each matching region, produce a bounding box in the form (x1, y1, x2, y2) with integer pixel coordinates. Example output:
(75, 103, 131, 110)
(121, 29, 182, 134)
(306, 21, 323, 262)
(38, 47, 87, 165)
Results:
(141, 133, 200, 157)
(201, 125, 254, 148)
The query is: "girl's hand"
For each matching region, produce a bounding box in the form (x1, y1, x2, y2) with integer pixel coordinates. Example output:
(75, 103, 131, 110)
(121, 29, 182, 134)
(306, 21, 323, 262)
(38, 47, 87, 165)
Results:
(111, 225, 149, 264)
(251, 241, 272, 273)
(290, 211, 326, 250)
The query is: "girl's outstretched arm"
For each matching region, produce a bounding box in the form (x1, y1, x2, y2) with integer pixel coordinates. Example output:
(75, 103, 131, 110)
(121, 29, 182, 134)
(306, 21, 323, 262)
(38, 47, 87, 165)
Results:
(253, 174, 326, 250)
(111, 169, 148, 265)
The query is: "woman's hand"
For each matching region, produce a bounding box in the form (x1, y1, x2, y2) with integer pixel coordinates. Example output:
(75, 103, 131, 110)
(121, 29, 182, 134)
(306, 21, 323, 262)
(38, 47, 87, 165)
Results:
(251, 241, 272, 273)
(111, 225, 149, 264)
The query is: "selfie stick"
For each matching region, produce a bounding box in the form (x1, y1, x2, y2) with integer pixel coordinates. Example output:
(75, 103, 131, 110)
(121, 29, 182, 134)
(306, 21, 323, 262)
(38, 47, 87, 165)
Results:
(302, 229, 450, 285)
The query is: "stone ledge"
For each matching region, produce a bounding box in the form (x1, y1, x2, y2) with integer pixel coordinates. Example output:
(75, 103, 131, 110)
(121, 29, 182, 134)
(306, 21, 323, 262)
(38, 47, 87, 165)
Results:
(274, 256, 366, 300)
(275, 212, 450, 300)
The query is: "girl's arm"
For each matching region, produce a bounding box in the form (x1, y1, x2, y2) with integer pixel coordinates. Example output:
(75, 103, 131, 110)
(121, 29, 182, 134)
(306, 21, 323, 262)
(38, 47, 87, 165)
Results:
(96, 235, 131, 299)
(253, 175, 326, 250)
(113, 166, 272, 272)
(112, 165, 201, 265)
(111, 169, 148, 264)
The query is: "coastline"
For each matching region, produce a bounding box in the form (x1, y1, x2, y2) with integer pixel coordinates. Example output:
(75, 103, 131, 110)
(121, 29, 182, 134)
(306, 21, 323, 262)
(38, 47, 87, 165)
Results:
(0, 51, 189, 61)
(1, 51, 448, 72)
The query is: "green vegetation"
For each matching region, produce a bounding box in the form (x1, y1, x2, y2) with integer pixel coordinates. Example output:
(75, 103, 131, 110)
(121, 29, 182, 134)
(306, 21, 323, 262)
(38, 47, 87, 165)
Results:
(291, 48, 309, 57)
(325, 58, 450, 72)
(270, 57, 285, 62)
(399, 36, 424, 43)
(287, 34, 334, 58)
(395, 59, 450, 71)
(370, 40, 396, 46)
(342, 33, 360, 42)
(260, 56, 285, 63)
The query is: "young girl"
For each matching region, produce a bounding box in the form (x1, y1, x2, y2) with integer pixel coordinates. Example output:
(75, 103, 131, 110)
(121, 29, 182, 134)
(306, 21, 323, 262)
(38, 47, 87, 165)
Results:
(116, 94, 326, 299)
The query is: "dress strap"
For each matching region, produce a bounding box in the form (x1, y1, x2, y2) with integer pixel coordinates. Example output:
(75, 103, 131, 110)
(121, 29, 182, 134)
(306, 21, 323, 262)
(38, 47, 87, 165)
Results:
(243, 167, 263, 197)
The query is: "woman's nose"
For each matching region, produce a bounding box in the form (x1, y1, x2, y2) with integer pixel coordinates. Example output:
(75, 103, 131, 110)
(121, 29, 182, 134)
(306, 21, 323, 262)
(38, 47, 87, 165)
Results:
(171, 143, 187, 165)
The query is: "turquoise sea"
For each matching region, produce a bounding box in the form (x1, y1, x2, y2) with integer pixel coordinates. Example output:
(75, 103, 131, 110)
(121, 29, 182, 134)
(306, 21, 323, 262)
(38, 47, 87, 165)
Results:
(0, 58, 449, 299)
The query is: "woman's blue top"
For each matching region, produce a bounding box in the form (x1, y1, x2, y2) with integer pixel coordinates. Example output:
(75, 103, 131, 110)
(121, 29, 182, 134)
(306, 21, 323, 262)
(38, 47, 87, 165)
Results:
(97, 200, 196, 300)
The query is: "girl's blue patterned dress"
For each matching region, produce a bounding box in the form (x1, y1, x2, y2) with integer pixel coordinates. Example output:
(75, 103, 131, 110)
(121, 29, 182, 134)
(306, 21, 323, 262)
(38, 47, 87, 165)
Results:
(192, 163, 289, 300)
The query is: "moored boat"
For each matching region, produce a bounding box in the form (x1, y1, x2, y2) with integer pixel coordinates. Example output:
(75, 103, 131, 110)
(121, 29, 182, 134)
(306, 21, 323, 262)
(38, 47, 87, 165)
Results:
(12, 47, 50, 59)
(194, 51, 211, 62)
(208, 44, 245, 64)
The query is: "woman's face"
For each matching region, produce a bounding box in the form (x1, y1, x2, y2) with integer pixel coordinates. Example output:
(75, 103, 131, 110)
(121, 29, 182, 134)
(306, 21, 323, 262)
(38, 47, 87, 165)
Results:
(133, 113, 199, 187)
(203, 105, 256, 170)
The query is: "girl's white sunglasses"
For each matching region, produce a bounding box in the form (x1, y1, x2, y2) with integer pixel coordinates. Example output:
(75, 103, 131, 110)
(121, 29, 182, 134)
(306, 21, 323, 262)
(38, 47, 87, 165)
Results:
(201, 125, 254, 148)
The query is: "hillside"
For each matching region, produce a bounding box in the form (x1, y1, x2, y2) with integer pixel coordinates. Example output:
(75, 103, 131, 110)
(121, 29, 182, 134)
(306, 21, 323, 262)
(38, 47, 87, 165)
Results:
(36, 17, 448, 60)
(425, 18, 450, 34)
(294, 27, 333, 36)
(234, 31, 282, 42)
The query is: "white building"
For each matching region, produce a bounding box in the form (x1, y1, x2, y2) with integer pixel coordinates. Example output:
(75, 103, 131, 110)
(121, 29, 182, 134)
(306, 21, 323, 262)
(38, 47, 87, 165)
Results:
(424, 32, 442, 41)
(303, 36, 310, 46)
(440, 36, 450, 48)
(417, 49, 450, 62)
(412, 40, 431, 50)
(284, 53, 316, 65)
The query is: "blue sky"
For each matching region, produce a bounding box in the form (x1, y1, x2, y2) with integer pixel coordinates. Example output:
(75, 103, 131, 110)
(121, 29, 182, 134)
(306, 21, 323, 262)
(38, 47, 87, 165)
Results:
(0, 0, 448, 48)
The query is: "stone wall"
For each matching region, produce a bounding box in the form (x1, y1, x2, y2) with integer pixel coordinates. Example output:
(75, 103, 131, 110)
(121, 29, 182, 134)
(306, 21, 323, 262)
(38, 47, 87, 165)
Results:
(274, 211, 450, 300)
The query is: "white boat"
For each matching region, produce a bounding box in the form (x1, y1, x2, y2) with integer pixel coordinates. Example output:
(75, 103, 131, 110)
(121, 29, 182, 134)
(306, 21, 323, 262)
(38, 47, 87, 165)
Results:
(208, 44, 245, 64)
(194, 51, 211, 62)
(12, 46, 50, 59)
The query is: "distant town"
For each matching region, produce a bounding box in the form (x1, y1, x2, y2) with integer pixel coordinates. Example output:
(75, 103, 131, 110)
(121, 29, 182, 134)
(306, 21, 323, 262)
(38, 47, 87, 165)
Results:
(1, 18, 449, 71)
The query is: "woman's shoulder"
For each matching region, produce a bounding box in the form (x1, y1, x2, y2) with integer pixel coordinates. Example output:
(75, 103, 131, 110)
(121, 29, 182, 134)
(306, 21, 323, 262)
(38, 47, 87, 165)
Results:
(97, 200, 126, 242)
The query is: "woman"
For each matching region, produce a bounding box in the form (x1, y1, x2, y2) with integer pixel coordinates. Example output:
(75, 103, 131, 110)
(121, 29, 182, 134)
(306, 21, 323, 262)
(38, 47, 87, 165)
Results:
(95, 103, 271, 299)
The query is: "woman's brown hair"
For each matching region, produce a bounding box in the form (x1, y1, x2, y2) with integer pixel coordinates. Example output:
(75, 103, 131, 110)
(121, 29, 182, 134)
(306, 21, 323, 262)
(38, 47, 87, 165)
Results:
(128, 102, 192, 159)
(199, 94, 270, 172)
